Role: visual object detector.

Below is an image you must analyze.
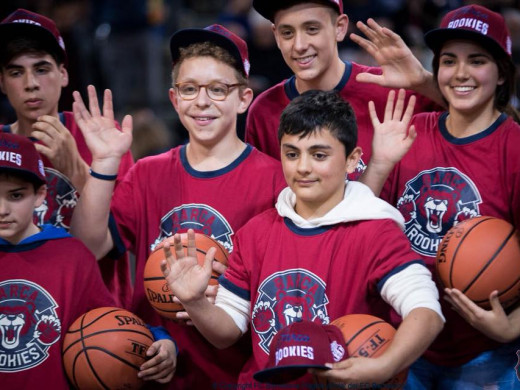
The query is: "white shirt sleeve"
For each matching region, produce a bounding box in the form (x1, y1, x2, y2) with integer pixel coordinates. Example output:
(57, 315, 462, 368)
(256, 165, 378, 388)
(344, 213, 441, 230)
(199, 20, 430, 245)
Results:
(380, 263, 445, 322)
(215, 284, 251, 334)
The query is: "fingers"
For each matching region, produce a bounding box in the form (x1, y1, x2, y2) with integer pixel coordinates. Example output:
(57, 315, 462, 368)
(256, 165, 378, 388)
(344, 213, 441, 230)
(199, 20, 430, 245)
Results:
(212, 259, 227, 275)
(368, 100, 380, 127)
(186, 229, 197, 258)
(121, 114, 133, 137)
(102, 89, 114, 120)
(488, 290, 504, 314)
(87, 85, 101, 117)
(72, 90, 91, 124)
(383, 89, 396, 122)
(173, 233, 185, 260)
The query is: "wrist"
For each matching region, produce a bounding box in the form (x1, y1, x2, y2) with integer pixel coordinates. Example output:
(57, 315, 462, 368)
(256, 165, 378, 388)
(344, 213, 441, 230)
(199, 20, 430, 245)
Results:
(89, 168, 117, 181)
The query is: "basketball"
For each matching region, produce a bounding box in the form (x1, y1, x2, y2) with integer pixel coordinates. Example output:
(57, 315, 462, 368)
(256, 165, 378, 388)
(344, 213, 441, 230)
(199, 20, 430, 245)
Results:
(143, 232, 229, 319)
(330, 314, 408, 389)
(62, 307, 153, 389)
(436, 216, 520, 309)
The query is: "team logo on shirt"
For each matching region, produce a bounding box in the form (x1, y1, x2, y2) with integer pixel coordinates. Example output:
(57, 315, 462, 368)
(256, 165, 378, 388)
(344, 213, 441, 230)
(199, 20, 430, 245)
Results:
(0, 280, 61, 372)
(397, 167, 481, 257)
(251, 269, 329, 354)
(33, 167, 78, 231)
(152, 203, 234, 252)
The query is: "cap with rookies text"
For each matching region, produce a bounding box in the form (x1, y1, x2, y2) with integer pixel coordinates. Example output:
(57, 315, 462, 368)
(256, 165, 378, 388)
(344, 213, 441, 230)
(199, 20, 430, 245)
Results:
(0, 8, 67, 63)
(253, 320, 346, 384)
(169, 24, 250, 77)
(424, 4, 512, 60)
(0, 133, 46, 185)
(253, 0, 343, 23)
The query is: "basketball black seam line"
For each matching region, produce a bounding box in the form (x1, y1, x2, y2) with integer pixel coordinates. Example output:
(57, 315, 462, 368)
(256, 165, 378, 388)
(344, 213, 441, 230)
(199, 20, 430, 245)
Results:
(461, 226, 515, 294)
(448, 217, 493, 288)
(343, 320, 386, 345)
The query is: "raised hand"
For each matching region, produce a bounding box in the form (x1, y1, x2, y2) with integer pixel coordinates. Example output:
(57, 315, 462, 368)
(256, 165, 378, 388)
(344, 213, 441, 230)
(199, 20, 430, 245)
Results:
(350, 18, 429, 90)
(369, 89, 416, 167)
(72, 85, 132, 163)
(160, 229, 215, 304)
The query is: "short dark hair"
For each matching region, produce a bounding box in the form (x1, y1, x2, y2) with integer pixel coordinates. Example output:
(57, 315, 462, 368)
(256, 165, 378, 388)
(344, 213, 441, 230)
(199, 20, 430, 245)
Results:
(278, 90, 357, 156)
(0, 36, 63, 68)
(0, 171, 45, 193)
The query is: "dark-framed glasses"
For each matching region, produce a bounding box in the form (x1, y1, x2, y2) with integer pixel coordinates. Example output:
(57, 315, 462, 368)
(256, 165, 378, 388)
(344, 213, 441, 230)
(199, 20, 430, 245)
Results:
(174, 82, 243, 101)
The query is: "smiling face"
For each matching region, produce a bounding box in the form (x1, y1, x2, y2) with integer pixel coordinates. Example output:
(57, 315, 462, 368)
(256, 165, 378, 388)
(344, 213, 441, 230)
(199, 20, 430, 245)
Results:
(0, 53, 68, 124)
(272, 3, 348, 91)
(169, 56, 253, 148)
(0, 174, 46, 244)
(437, 40, 503, 118)
(281, 128, 361, 219)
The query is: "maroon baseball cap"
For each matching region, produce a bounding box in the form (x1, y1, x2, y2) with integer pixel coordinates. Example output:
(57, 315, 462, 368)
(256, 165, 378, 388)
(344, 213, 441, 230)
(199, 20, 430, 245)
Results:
(0, 8, 66, 64)
(253, 320, 347, 384)
(424, 5, 512, 60)
(0, 133, 46, 185)
(253, 0, 343, 23)
(169, 24, 250, 77)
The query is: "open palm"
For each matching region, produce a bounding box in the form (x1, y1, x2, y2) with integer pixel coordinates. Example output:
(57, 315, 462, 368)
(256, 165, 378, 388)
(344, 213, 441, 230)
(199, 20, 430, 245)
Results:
(160, 230, 215, 304)
(73, 85, 132, 161)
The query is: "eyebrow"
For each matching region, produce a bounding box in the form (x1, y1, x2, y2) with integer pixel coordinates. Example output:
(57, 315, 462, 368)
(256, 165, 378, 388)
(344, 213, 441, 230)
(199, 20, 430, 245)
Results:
(440, 51, 491, 59)
(5, 60, 53, 70)
(281, 143, 333, 151)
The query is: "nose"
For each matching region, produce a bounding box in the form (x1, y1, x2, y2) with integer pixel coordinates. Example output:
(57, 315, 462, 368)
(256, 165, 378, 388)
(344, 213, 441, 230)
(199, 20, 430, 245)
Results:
(194, 86, 212, 107)
(0, 199, 9, 216)
(24, 70, 40, 92)
(454, 61, 469, 80)
(296, 153, 311, 174)
(293, 31, 309, 52)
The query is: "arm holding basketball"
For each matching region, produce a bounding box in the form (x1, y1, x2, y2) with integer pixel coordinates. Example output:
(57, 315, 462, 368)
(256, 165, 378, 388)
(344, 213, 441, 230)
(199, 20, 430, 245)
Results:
(138, 338, 177, 383)
(161, 230, 242, 348)
(70, 85, 132, 259)
(444, 288, 520, 343)
(360, 89, 416, 196)
(311, 307, 443, 385)
(350, 18, 444, 106)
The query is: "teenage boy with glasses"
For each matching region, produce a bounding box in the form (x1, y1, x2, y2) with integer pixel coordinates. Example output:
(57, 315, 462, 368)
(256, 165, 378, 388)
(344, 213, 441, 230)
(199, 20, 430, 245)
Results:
(69, 24, 286, 389)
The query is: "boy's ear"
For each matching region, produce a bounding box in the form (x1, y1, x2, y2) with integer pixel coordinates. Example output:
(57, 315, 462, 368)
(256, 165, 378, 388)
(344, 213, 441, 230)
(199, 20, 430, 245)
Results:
(335, 14, 349, 42)
(35, 184, 47, 208)
(169, 87, 180, 112)
(345, 146, 362, 174)
(59, 64, 69, 88)
(237, 87, 254, 114)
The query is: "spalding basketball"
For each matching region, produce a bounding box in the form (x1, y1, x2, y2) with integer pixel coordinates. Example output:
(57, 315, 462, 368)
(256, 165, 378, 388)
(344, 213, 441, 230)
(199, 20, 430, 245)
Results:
(62, 307, 153, 389)
(436, 216, 520, 309)
(143, 232, 229, 319)
(331, 314, 408, 389)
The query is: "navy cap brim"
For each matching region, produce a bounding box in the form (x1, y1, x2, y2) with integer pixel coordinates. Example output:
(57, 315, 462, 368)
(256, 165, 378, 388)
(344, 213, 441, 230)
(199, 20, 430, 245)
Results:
(424, 28, 509, 60)
(169, 28, 243, 75)
(0, 23, 65, 63)
(253, 364, 330, 384)
(0, 166, 45, 186)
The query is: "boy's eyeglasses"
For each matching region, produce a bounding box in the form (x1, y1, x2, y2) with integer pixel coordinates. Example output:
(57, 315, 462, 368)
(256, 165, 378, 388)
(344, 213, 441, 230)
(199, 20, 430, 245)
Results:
(174, 82, 243, 101)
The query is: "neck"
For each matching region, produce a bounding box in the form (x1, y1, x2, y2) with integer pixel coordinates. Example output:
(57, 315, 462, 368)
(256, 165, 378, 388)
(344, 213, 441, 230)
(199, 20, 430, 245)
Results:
(185, 135, 246, 171)
(294, 58, 345, 93)
(446, 106, 501, 138)
(12, 112, 60, 136)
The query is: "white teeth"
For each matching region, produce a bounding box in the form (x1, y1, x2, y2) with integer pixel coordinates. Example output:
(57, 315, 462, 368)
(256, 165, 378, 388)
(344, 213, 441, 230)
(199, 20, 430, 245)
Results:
(454, 86, 474, 92)
(296, 55, 315, 63)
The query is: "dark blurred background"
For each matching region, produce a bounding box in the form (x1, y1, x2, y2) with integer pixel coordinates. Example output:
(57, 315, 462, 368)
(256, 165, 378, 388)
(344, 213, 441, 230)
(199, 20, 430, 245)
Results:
(1, 0, 519, 159)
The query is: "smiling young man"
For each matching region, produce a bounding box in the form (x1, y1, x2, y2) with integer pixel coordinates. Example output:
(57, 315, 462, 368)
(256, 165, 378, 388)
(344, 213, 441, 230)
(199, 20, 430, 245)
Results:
(159, 90, 444, 388)
(245, 0, 439, 179)
(0, 8, 134, 308)
(69, 25, 286, 389)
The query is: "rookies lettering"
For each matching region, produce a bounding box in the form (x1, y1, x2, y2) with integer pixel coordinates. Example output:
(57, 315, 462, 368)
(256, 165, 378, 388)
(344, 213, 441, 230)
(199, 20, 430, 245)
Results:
(275, 346, 314, 366)
(448, 18, 489, 35)
(0, 152, 21, 166)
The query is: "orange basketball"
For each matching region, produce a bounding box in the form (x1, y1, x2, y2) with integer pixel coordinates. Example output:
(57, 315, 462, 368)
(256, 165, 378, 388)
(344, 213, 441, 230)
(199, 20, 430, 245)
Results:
(331, 314, 408, 389)
(436, 216, 520, 309)
(62, 307, 153, 389)
(143, 232, 229, 319)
